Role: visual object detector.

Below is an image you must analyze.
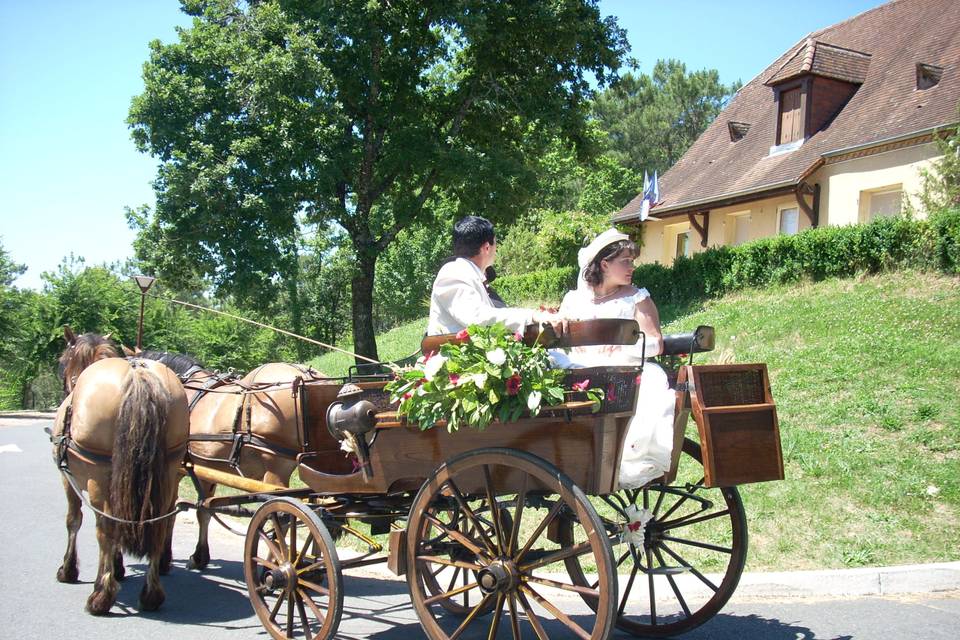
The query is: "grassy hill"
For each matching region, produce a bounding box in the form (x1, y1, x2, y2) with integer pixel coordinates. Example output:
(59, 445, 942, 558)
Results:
(310, 270, 960, 571)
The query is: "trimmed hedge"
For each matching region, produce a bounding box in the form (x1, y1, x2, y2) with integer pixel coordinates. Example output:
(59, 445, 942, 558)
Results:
(495, 209, 960, 314)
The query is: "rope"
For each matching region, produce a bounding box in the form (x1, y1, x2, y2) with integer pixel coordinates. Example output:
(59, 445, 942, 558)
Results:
(146, 292, 390, 368)
(59, 466, 188, 525)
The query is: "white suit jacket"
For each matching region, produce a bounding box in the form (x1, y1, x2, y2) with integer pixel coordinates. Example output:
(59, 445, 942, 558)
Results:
(427, 258, 532, 335)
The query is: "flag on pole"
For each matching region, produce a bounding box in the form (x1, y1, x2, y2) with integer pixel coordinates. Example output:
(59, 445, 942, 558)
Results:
(638, 170, 660, 221)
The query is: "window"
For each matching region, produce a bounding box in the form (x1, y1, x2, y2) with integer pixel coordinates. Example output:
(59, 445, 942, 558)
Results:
(916, 63, 944, 90)
(675, 232, 691, 258)
(779, 87, 803, 144)
(867, 189, 902, 219)
(728, 121, 750, 142)
(779, 207, 799, 236)
(734, 215, 751, 245)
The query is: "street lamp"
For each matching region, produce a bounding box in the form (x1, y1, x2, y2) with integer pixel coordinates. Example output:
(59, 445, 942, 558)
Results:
(131, 275, 156, 351)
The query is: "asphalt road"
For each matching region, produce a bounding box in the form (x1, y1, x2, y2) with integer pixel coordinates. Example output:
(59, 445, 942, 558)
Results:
(2, 416, 958, 640)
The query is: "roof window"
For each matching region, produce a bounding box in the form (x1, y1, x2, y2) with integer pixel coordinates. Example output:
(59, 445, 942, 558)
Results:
(916, 63, 944, 90)
(728, 121, 751, 142)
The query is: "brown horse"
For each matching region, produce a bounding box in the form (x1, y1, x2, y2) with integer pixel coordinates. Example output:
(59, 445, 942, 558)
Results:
(54, 329, 189, 614)
(131, 350, 347, 570)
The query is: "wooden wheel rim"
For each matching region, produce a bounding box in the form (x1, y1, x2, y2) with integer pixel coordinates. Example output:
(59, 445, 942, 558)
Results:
(243, 497, 344, 640)
(561, 438, 747, 637)
(406, 447, 617, 640)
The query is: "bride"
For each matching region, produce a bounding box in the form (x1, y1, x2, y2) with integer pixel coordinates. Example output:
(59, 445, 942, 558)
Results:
(551, 228, 675, 489)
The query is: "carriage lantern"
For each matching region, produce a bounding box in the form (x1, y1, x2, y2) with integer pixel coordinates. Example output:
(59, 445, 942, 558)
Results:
(131, 275, 156, 351)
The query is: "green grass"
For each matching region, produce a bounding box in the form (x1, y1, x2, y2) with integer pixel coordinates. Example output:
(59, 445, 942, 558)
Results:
(661, 270, 960, 571)
(203, 270, 960, 572)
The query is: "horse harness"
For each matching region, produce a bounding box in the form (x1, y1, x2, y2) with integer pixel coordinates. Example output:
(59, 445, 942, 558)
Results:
(183, 366, 322, 472)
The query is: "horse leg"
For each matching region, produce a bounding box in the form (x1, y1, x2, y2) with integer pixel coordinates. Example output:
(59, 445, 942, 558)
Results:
(56, 476, 82, 583)
(159, 491, 178, 575)
(86, 515, 119, 616)
(139, 541, 167, 611)
(114, 550, 126, 581)
(188, 480, 216, 571)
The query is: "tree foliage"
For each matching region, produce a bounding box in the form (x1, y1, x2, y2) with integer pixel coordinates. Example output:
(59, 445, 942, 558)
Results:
(593, 59, 741, 175)
(917, 113, 960, 213)
(128, 0, 628, 360)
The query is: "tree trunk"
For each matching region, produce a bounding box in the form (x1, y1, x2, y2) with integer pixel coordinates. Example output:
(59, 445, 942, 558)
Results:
(350, 242, 379, 363)
(284, 274, 306, 362)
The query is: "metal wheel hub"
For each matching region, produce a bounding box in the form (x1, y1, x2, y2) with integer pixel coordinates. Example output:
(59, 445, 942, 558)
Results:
(262, 563, 295, 591)
(477, 560, 518, 594)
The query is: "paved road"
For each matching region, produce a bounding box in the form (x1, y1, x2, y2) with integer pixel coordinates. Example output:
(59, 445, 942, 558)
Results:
(2, 416, 958, 639)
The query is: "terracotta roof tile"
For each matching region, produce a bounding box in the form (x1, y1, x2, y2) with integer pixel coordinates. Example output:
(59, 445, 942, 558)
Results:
(615, 0, 960, 222)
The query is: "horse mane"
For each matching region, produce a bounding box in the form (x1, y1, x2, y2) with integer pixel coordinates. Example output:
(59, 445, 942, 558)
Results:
(137, 350, 206, 377)
(59, 333, 120, 385)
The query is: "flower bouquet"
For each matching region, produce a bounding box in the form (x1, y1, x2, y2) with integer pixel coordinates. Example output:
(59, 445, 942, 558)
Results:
(386, 323, 603, 432)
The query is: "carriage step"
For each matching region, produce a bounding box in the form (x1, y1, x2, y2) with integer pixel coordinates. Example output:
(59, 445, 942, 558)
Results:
(647, 565, 690, 575)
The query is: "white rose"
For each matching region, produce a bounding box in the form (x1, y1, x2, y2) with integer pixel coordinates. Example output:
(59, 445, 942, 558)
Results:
(486, 348, 506, 366)
(473, 373, 488, 389)
(422, 354, 447, 381)
(527, 390, 542, 411)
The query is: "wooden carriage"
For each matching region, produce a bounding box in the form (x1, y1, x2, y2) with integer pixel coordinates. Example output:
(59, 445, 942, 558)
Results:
(183, 320, 783, 640)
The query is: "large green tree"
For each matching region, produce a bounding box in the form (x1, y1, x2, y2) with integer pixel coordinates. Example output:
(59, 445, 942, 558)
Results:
(593, 59, 740, 175)
(128, 0, 628, 360)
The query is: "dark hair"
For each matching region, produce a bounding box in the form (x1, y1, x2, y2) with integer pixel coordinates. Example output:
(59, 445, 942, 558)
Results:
(583, 240, 638, 287)
(453, 216, 495, 258)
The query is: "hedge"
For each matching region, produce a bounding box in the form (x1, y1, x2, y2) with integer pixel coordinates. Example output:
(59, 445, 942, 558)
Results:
(495, 208, 960, 315)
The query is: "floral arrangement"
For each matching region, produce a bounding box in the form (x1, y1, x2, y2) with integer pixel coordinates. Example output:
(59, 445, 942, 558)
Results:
(386, 323, 603, 432)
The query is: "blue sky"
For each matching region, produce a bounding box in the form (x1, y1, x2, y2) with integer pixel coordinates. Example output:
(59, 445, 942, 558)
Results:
(0, 0, 883, 290)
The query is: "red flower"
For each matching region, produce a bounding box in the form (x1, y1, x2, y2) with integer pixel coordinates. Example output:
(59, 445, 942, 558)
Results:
(506, 374, 522, 395)
(571, 379, 590, 392)
(513, 332, 523, 341)
(455, 329, 470, 341)
(415, 378, 426, 387)
(402, 392, 412, 400)
(449, 374, 460, 386)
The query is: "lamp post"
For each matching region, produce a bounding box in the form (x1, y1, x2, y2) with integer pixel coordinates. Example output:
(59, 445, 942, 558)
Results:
(131, 275, 156, 351)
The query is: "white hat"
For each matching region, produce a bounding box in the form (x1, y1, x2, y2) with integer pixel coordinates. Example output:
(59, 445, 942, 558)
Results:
(577, 228, 630, 270)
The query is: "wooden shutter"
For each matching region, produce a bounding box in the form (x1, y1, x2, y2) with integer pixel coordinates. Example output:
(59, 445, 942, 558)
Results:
(779, 87, 802, 144)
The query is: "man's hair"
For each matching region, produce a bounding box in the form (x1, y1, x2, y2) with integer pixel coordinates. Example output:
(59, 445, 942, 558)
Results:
(453, 216, 495, 257)
(583, 240, 638, 287)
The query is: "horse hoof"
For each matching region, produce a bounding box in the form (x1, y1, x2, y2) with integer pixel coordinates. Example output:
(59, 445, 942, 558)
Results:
(139, 587, 165, 612)
(187, 551, 209, 571)
(57, 565, 79, 583)
(86, 591, 114, 616)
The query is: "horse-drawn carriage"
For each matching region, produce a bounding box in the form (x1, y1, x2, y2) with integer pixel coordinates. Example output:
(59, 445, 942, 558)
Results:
(53, 319, 783, 639)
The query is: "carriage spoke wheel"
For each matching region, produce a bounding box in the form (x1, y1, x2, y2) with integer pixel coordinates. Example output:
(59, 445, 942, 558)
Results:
(407, 447, 616, 640)
(244, 497, 343, 640)
(419, 502, 513, 617)
(560, 438, 747, 637)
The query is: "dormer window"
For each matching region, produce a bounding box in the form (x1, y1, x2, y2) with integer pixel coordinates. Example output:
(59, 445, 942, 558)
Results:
(728, 121, 751, 142)
(778, 86, 803, 144)
(916, 63, 944, 90)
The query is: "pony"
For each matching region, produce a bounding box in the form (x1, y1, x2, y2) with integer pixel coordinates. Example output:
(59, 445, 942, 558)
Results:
(128, 349, 347, 570)
(53, 328, 189, 615)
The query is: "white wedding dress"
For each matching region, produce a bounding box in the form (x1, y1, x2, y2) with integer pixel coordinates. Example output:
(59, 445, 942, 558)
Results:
(550, 286, 675, 489)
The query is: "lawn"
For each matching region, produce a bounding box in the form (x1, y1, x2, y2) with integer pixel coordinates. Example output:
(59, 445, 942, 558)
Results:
(288, 270, 960, 571)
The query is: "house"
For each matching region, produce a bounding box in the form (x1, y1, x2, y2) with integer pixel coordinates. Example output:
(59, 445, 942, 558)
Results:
(614, 0, 960, 265)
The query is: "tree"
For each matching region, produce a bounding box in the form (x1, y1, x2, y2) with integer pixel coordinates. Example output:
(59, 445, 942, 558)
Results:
(593, 60, 741, 175)
(917, 110, 960, 212)
(128, 0, 628, 361)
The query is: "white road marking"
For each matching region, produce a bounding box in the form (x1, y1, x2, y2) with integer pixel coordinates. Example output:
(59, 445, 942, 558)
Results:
(0, 444, 23, 453)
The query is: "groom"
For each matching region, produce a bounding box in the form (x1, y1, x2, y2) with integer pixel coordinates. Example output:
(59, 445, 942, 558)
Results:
(427, 216, 565, 336)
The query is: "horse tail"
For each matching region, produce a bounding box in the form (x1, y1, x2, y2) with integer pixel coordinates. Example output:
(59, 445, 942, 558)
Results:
(110, 363, 172, 558)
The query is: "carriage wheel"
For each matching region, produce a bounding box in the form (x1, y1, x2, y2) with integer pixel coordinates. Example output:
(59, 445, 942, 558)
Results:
(418, 502, 513, 617)
(244, 497, 343, 640)
(407, 447, 616, 640)
(559, 438, 747, 637)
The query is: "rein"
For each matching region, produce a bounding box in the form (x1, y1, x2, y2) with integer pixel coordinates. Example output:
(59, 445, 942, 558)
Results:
(147, 293, 392, 369)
